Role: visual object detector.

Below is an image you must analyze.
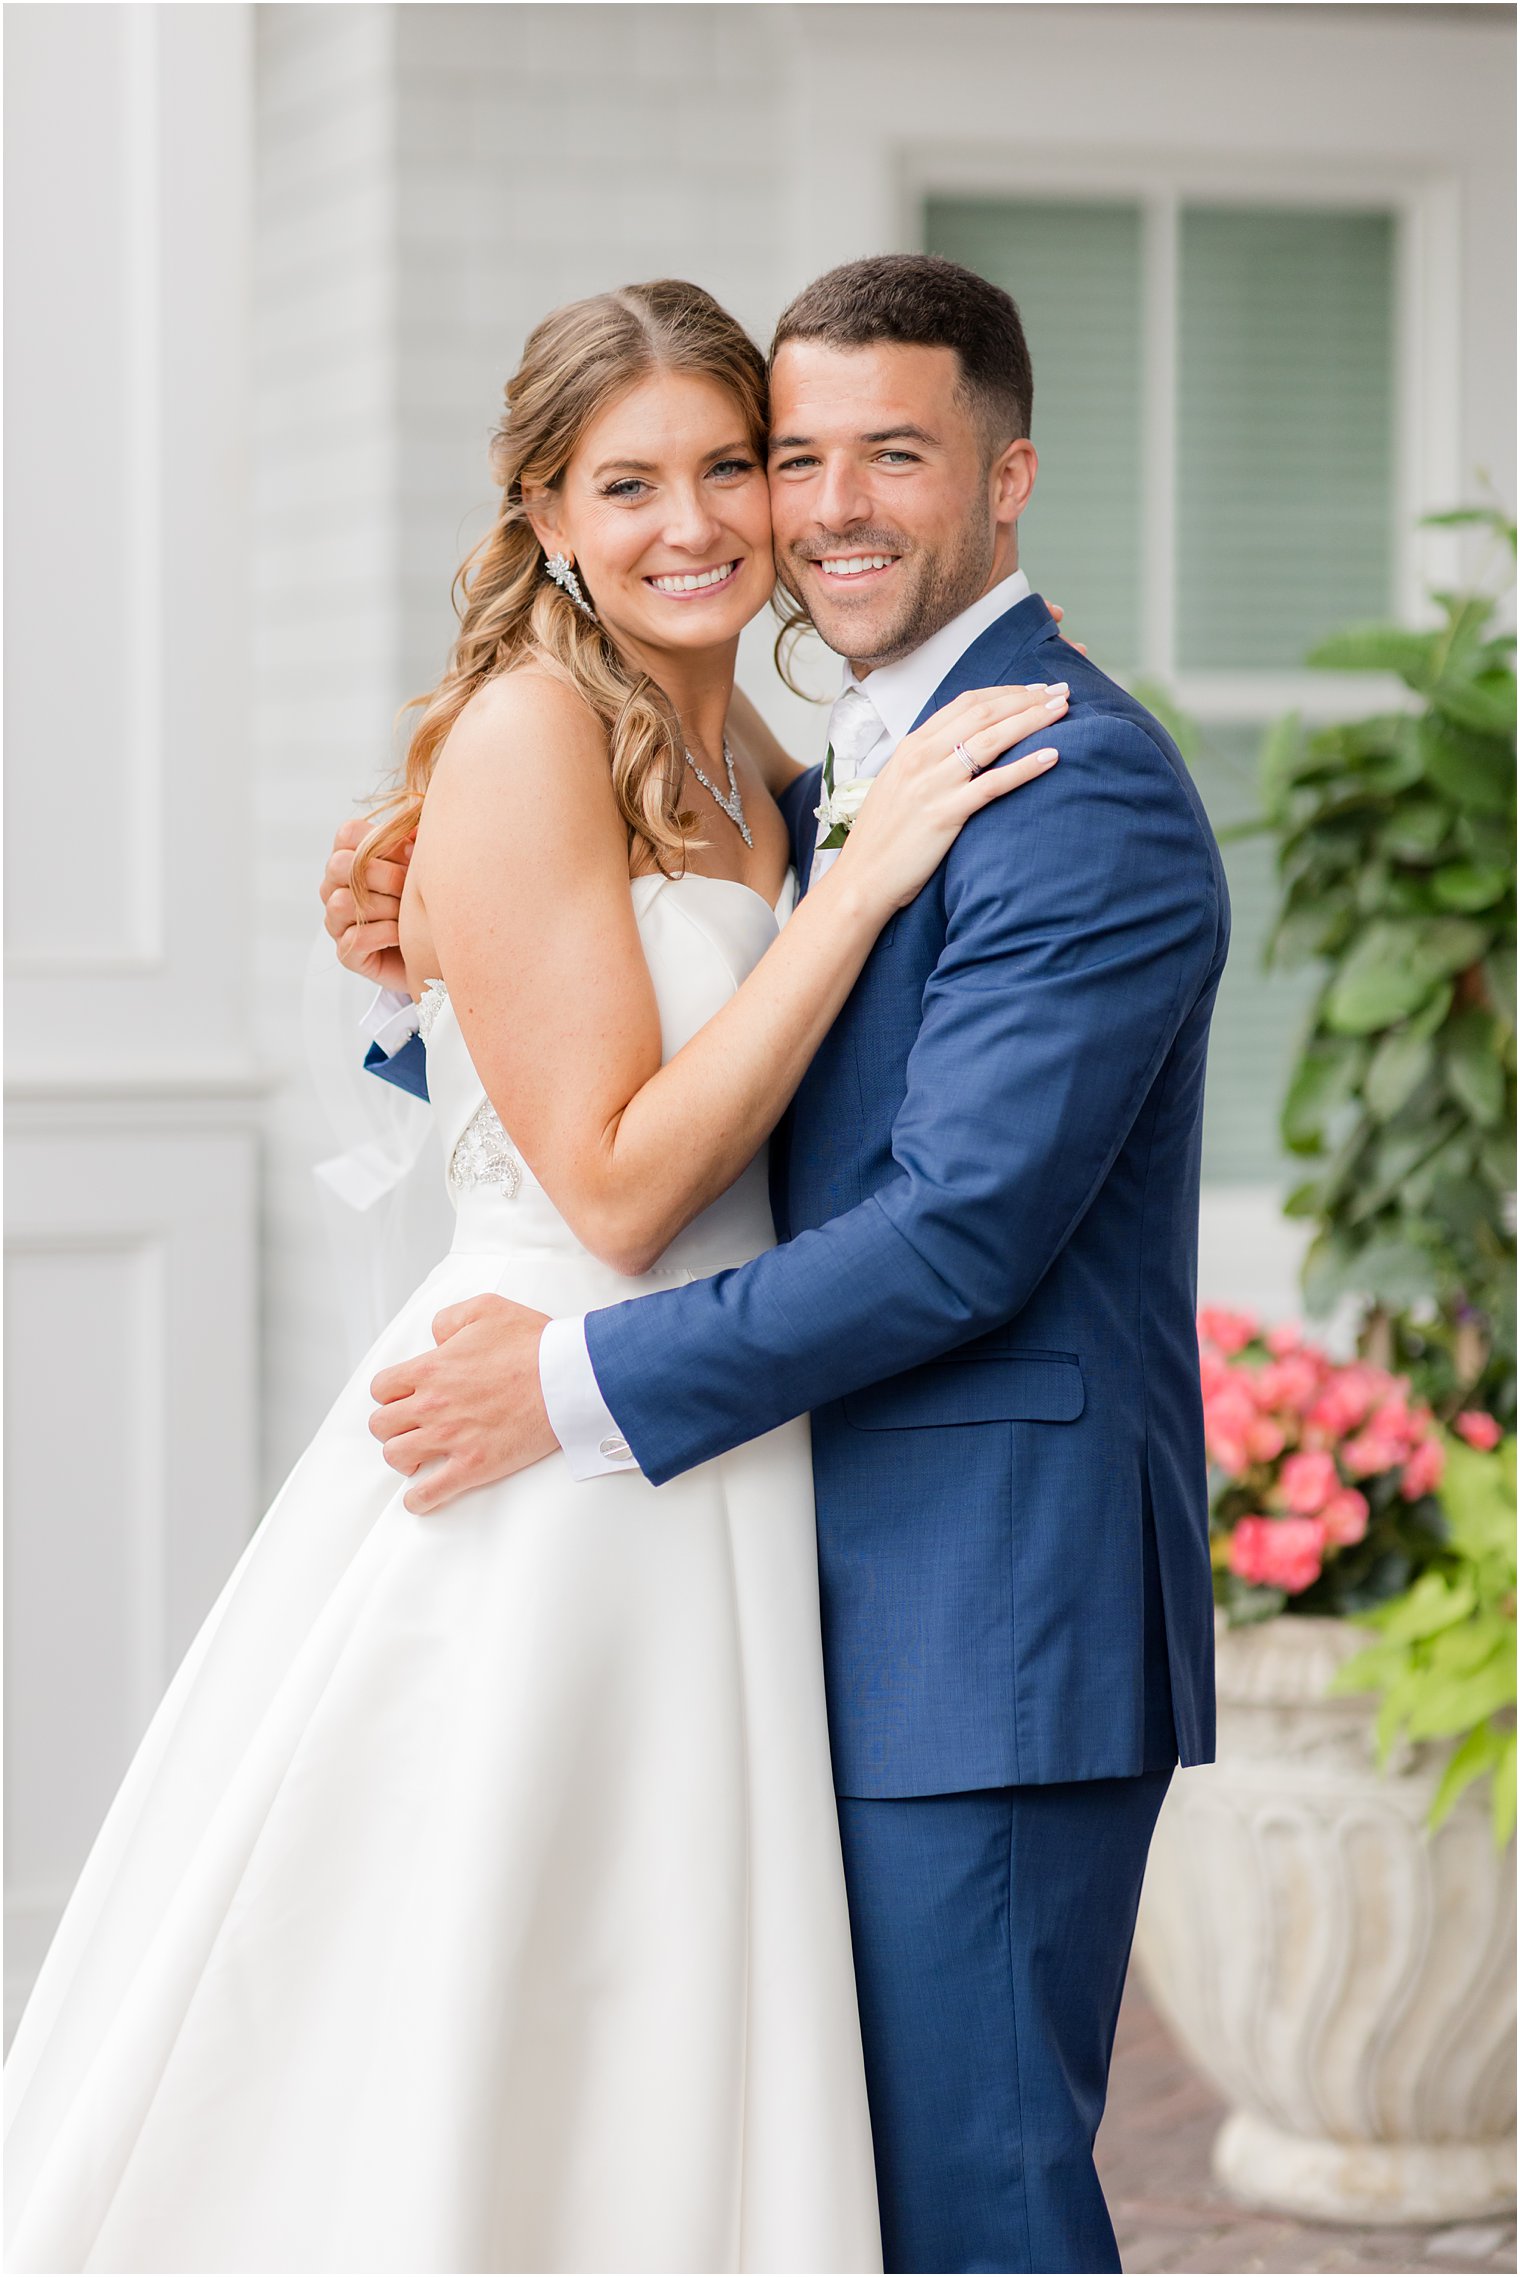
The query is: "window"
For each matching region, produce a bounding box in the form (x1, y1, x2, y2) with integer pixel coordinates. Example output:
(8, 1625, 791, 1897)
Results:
(1176, 207, 1396, 671)
(925, 192, 1401, 1182)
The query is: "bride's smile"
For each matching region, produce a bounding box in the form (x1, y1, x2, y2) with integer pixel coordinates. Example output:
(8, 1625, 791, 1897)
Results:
(645, 557, 742, 596)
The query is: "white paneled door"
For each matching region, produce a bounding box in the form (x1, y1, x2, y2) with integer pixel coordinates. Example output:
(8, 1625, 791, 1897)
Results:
(3, 1111, 259, 2031)
(3, 5, 261, 2036)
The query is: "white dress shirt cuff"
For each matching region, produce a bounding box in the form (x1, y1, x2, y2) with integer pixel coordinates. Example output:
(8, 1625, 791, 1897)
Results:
(362, 986, 421, 1059)
(538, 1314, 640, 1480)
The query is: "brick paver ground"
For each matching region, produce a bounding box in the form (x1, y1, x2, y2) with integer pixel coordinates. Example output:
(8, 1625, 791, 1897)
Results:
(1095, 1973, 1516, 2276)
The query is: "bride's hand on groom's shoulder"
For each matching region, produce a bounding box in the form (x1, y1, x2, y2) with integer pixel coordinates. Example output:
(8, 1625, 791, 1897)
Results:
(833, 683, 1068, 915)
(321, 817, 414, 993)
(369, 1295, 558, 1513)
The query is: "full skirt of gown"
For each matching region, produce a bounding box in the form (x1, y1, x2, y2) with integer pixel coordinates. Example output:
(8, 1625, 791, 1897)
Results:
(3, 873, 882, 2274)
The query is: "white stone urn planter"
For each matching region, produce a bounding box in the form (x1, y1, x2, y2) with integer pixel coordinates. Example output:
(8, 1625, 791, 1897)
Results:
(1133, 1614, 1516, 2225)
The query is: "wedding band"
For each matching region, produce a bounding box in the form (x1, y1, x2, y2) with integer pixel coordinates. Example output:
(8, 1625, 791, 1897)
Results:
(953, 740, 979, 779)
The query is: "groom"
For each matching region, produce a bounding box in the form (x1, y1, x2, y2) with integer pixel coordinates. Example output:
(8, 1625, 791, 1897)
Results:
(331, 254, 1229, 2274)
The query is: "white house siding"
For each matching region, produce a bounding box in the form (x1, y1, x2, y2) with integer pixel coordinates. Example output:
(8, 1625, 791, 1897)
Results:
(253, 2, 797, 1484)
(252, 5, 404, 1485)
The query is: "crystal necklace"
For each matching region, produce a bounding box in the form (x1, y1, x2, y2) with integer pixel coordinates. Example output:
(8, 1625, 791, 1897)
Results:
(684, 738, 753, 848)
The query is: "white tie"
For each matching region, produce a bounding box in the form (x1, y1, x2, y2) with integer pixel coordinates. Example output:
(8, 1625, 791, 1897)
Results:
(812, 684, 886, 883)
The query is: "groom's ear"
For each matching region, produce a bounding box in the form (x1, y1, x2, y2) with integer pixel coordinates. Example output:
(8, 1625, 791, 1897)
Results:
(990, 437, 1038, 532)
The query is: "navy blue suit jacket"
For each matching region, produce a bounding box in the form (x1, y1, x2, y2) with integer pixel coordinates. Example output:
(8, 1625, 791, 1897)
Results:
(585, 596, 1229, 1795)
(370, 595, 1229, 1798)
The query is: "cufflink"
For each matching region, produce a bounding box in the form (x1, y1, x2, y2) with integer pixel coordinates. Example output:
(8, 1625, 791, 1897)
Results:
(599, 1436, 631, 1462)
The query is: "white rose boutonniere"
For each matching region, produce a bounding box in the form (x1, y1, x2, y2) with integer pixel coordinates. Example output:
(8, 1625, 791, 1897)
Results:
(815, 771, 874, 852)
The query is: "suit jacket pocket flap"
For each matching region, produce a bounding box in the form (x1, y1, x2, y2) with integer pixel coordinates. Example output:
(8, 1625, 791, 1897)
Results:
(842, 1352, 1085, 1430)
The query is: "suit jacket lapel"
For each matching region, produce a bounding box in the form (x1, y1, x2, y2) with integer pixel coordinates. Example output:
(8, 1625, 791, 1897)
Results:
(908, 592, 1062, 734)
(785, 592, 1062, 901)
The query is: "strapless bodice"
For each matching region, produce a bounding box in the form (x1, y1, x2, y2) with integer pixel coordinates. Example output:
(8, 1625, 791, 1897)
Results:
(420, 868, 796, 1280)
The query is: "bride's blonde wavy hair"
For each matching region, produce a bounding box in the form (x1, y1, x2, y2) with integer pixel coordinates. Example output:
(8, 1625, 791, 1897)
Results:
(352, 280, 769, 906)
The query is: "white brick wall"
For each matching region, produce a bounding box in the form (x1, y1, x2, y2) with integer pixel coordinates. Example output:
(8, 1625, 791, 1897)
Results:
(389, 4, 792, 699)
(251, 3, 797, 1482)
(253, 4, 403, 1483)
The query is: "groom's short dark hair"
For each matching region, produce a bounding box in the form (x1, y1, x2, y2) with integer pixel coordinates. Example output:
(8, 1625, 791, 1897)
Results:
(770, 254, 1033, 450)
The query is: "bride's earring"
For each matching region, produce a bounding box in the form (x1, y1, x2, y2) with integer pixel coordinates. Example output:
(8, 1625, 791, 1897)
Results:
(544, 552, 597, 622)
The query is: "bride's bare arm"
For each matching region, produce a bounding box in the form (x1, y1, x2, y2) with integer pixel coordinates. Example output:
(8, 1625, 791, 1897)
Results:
(409, 669, 1066, 1277)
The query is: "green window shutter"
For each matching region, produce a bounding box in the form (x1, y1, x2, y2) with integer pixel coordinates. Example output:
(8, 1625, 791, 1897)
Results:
(1177, 207, 1396, 670)
(1189, 725, 1320, 1182)
(924, 197, 1144, 671)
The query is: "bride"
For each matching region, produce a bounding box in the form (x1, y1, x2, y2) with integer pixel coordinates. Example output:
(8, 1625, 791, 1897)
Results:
(4, 279, 1063, 2274)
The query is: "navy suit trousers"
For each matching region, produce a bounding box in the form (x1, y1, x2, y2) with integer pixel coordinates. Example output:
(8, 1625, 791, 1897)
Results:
(836, 1769, 1171, 2275)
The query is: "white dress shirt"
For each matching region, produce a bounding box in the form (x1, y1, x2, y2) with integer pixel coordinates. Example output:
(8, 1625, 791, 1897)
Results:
(540, 567, 1034, 1479)
(362, 985, 422, 1057)
(807, 567, 1032, 885)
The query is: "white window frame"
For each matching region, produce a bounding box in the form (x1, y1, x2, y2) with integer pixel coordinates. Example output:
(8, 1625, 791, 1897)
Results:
(904, 147, 1463, 729)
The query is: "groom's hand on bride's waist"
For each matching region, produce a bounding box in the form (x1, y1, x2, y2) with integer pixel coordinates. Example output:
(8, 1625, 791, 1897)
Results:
(369, 1295, 558, 1512)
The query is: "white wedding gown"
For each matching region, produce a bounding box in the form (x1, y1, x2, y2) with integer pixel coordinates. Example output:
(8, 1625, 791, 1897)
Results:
(4, 871, 882, 2275)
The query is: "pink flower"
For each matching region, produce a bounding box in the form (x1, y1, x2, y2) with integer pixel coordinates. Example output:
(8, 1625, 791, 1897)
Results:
(1369, 1395, 1420, 1449)
(1265, 1323, 1305, 1358)
(1400, 1438, 1445, 1500)
(1229, 1516, 1327, 1595)
(1343, 1429, 1407, 1480)
(1245, 1417, 1287, 1464)
(1304, 1365, 1383, 1442)
(1456, 1411, 1503, 1452)
(1199, 1307, 1259, 1357)
(1279, 1449, 1340, 1515)
(1204, 1380, 1262, 1474)
(1321, 1488, 1370, 1547)
(1256, 1355, 1324, 1416)
(1301, 1396, 1351, 1445)
(1199, 1348, 1230, 1399)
